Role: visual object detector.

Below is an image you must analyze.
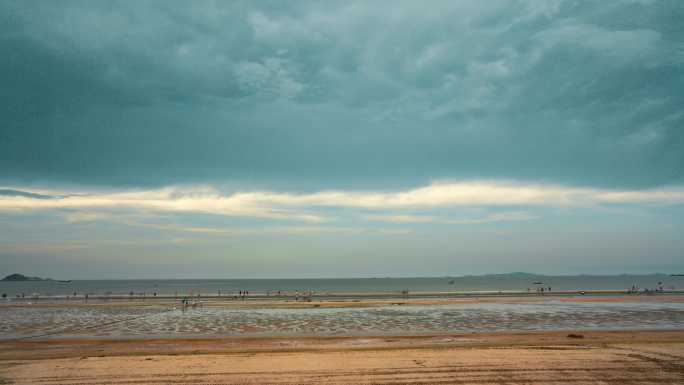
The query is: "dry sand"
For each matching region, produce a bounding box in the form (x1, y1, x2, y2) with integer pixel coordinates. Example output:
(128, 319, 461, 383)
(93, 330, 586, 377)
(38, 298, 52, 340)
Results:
(1, 330, 683, 384)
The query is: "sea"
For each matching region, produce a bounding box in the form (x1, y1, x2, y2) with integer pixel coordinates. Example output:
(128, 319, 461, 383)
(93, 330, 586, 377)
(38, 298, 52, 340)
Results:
(0, 274, 681, 297)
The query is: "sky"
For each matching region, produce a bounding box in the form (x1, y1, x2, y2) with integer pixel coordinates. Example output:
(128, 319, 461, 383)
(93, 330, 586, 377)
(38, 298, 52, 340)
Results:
(1, 0, 683, 279)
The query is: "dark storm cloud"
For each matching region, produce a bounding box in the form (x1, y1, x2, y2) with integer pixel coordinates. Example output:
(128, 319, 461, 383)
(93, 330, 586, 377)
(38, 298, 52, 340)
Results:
(1, 0, 683, 189)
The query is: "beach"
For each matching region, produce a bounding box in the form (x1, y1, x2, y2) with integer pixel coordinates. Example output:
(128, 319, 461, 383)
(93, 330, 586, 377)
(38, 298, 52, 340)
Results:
(1, 330, 684, 384)
(1, 293, 684, 383)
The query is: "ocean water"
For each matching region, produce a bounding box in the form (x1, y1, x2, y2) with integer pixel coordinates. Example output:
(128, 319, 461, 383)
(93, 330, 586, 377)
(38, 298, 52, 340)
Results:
(0, 274, 681, 297)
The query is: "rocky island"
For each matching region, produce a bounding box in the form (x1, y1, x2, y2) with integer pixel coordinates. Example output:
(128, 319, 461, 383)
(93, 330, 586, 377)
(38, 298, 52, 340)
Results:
(2, 273, 52, 282)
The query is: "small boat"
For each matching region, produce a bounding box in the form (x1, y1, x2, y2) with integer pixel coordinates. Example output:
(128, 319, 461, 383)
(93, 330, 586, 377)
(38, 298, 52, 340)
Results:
(448, 280, 455, 285)
(57, 280, 72, 283)
(533, 281, 543, 285)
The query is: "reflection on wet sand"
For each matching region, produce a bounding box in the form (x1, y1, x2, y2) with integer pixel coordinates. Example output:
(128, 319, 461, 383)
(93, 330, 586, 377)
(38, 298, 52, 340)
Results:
(2, 298, 684, 340)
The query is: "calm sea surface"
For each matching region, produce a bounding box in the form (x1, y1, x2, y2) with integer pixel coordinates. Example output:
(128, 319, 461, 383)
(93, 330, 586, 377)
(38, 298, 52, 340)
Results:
(0, 275, 681, 297)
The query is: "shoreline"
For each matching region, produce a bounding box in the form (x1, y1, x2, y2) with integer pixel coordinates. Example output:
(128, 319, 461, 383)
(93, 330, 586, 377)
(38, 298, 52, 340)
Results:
(3, 289, 684, 304)
(2, 292, 684, 310)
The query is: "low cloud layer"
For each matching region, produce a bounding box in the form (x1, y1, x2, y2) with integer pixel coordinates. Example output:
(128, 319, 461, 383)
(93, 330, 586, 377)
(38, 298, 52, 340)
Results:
(2, 181, 683, 223)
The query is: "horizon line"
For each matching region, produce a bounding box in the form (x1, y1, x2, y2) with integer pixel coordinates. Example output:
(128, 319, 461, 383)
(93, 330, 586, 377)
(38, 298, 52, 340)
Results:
(4, 272, 684, 281)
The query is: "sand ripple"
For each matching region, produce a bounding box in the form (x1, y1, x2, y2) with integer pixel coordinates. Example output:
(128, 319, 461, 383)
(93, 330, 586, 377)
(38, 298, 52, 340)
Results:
(2, 301, 684, 339)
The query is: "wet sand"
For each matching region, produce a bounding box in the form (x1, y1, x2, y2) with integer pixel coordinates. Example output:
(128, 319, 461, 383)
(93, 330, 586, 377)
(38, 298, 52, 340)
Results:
(4, 292, 684, 307)
(2, 294, 684, 340)
(1, 330, 683, 384)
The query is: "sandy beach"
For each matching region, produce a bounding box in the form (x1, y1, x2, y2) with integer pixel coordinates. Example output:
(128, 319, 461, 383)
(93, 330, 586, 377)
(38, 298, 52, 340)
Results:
(1, 330, 683, 384)
(1, 295, 683, 383)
